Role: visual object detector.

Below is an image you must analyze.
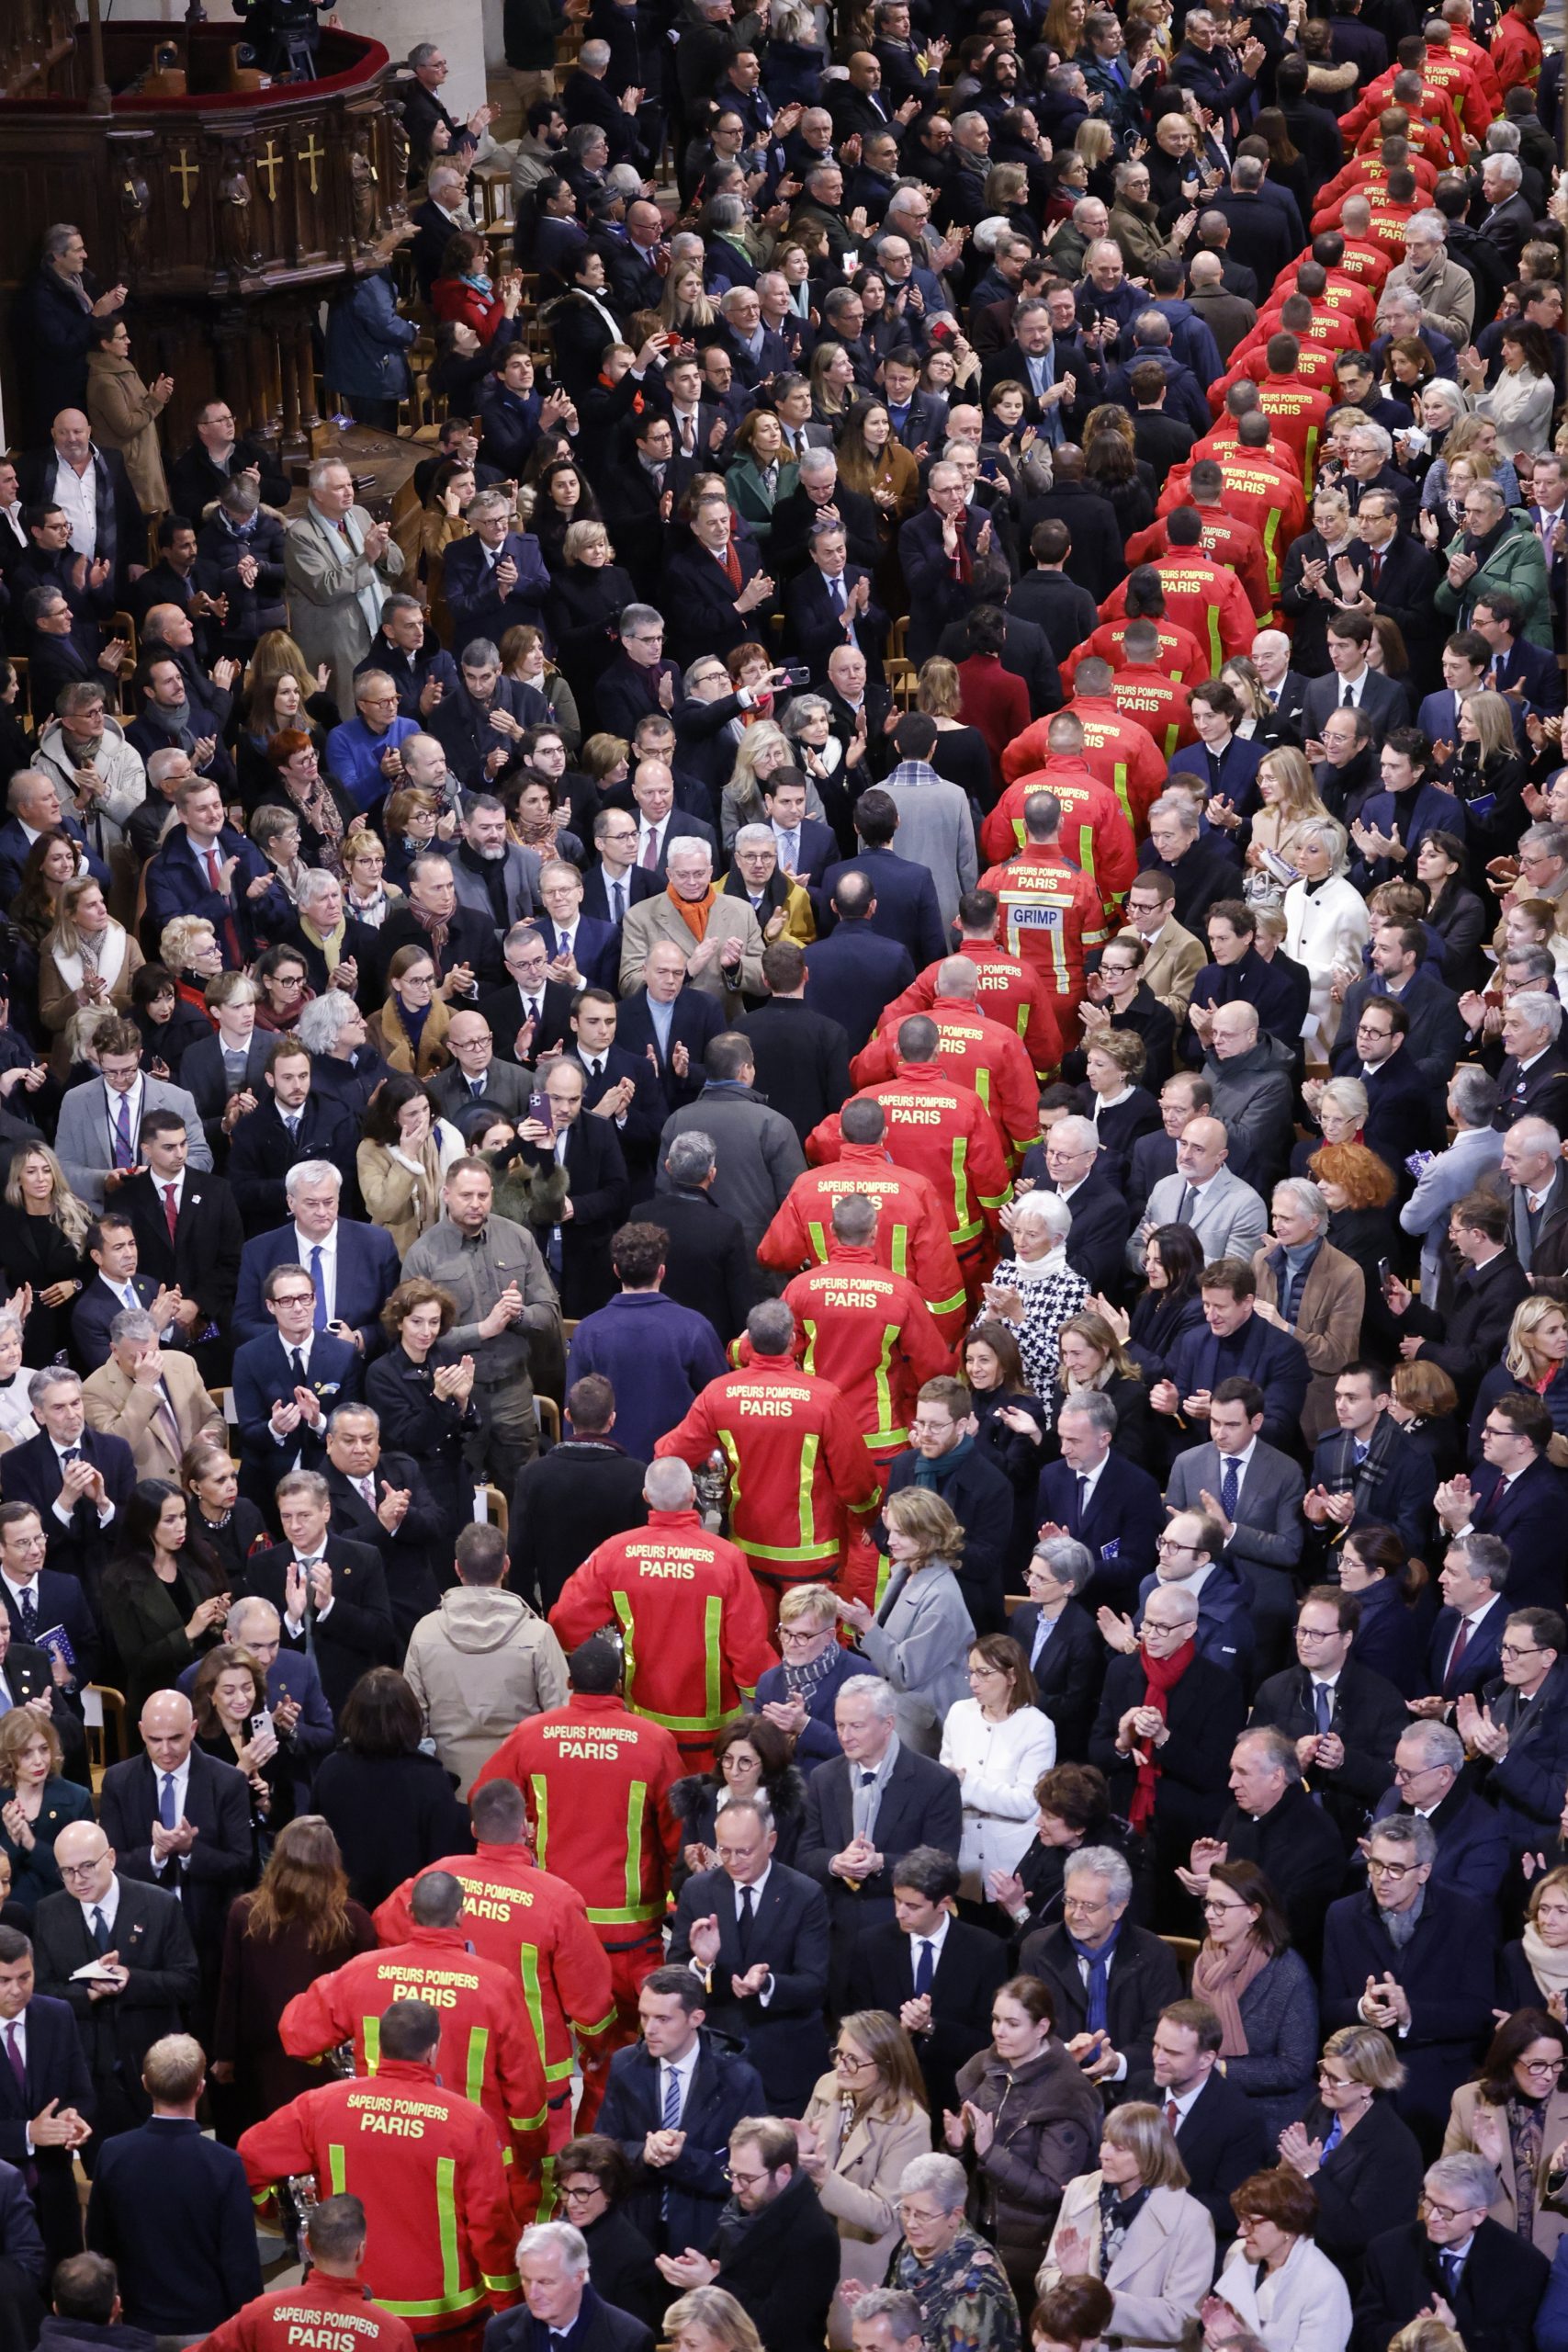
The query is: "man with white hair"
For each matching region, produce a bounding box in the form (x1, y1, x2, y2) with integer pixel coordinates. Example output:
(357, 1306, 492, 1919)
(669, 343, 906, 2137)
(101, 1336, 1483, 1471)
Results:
(1499, 1114, 1568, 1273)
(232, 1158, 400, 1348)
(282, 459, 405, 707)
(1371, 282, 1459, 382)
(498, 2220, 653, 2352)
(1494, 989, 1568, 1132)
(1369, 1718, 1509, 1907)
(1377, 209, 1475, 345)
(1247, 628, 1311, 736)
(620, 839, 766, 1016)
(1017, 1111, 1130, 1297)
(1357, 2145, 1546, 2345)
(1477, 150, 1533, 271)
(716, 285, 789, 387)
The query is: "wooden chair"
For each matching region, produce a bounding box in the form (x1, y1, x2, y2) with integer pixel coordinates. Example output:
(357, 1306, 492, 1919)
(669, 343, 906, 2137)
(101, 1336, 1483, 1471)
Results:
(888, 614, 909, 663)
(536, 1395, 561, 1446)
(886, 655, 918, 709)
(481, 1484, 509, 1537)
(85, 1684, 127, 1787)
(1160, 1933, 1201, 1984)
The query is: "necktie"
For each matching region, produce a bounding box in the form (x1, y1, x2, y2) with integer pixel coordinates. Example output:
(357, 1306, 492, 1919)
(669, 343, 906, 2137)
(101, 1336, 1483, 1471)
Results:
(154, 1381, 183, 1462)
(640, 829, 659, 872)
(471, 1077, 486, 1096)
(610, 878, 626, 923)
(121, 1284, 138, 1311)
(525, 996, 540, 1029)
(1175, 1183, 1194, 1223)
(1165, 2096, 1179, 2132)
(827, 575, 845, 613)
(589, 1058, 603, 1079)
(289, 1347, 306, 1386)
(3, 2023, 22, 2098)
(914, 1939, 934, 1996)
(90, 1906, 110, 1954)
(1352, 1441, 1368, 1466)
(113, 1091, 133, 1169)
(1448, 1617, 1472, 1689)
(355, 1476, 376, 1510)
(1220, 1456, 1241, 1520)
(1441, 2251, 1462, 2300)
(680, 413, 694, 455)
(310, 1246, 327, 1332)
(737, 1883, 755, 1962)
(163, 1184, 179, 1239)
(1314, 1682, 1333, 1737)
(1340, 679, 1354, 707)
(159, 1772, 177, 1830)
(1370, 550, 1383, 590)
(17, 1589, 35, 1642)
(1075, 1474, 1089, 1533)
(662, 2066, 682, 2129)
(284, 1114, 299, 1141)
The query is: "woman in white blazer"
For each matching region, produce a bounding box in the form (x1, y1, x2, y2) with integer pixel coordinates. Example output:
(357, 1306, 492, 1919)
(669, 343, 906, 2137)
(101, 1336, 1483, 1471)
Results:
(940, 1634, 1056, 1885)
(1211, 2170, 1351, 2352)
(1038, 2102, 1216, 2348)
(1283, 820, 1369, 1066)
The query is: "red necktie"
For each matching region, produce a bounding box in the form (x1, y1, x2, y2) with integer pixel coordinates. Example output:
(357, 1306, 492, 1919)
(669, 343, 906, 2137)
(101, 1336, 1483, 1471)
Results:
(722, 539, 742, 592)
(163, 1184, 179, 1240)
(1165, 2097, 1179, 2132)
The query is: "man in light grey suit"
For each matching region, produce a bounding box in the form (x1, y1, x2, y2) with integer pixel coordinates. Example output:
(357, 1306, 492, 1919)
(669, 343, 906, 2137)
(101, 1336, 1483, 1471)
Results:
(1165, 1380, 1305, 1679)
(1399, 1066, 1504, 1298)
(424, 1008, 536, 1124)
(881, 713, 978, 938)
(1129, 1114, 1268, 1272)
(55, 1019, 211, 1211)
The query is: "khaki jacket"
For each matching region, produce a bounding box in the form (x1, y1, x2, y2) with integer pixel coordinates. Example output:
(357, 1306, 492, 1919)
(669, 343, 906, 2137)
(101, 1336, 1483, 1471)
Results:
(1445, 2075, 1568, 2256)
(1124, 916, 1205, 1023)
(402, 1588, 570, 1797)
(619, 890, 768, 1017)
(82, 1350, 226, 1479)
(800, 2073, 932, 2347)
(1252, 1238, 1365, 1444)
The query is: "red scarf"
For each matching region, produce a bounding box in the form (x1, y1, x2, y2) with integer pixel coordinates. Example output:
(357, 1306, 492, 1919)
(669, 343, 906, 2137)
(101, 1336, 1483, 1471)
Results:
(1129, 1637, 1195, 1831)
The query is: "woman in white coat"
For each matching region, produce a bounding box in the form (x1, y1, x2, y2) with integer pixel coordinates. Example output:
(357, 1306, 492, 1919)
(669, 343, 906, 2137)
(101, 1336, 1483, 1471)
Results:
(940, 1634, 1056, 1887)
(1038, 2102, 1215, 2348)
(1283, 819, 1369, 1067)
(1209, 2169, 1351, 2352)
(841, 1490, 975, 1751)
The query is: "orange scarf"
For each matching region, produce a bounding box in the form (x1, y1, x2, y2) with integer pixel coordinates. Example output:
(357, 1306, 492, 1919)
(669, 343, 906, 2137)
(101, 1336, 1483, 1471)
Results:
(668, 882, 716, 942)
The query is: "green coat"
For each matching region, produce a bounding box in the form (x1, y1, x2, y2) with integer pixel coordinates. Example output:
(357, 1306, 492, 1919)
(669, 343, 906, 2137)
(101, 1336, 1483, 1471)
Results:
(727, 455, 799, 545)
(1434, 512, 1554, 648)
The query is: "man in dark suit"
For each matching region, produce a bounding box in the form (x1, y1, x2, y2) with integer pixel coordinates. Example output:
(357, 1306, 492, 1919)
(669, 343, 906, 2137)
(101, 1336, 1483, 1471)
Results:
(581, 820, 663, 931)
(71, 1213, 182, 1379)
(238, 1470, 393, 1721)
(20, 418, 145, 602)
(178, 1022, 273, 1150)
(426, 1012, 536, 1126)
(231, 1170, 400, 1349)
(1034, 1402, 1164, 1616)
(898, 469, 992, 668)
(1387, 1192, 1531, 1410)
(1126, 1999, 1269, 2242)
(796, 1678, 963, 1997)
(1248, 1587, 1408, 1853)
(1321, 1816, 1495, 2148)
(489, 2225, 653, 2352)
(934, 578, 1063, 719)
(0, 1373, 133, 1602)
(799, 875, 916, 1058)
(1419, 1535, 1511, 1719)
(1300, 637, 1411, 747)
(534, 865, 620, 995)
(231, 1261, 363, 1517)
(442, 500, 551, 649)
(738, 944, 852, 1148)
(846, 1846, 1011, 2117)
(1201, 1726, 1348, 1963)
(1371, 1722, 1510, 1913)
(168, 400, 289, 519)
(1492, 994, 1568, 1133)
(428, 664, 551, 794)
(595, 1965, 766, 2255)
(1020, 1845, 1185, 2084)
(1436, 1396, 1562, 1613)
(408, 172, 474, 302)
(96, 1691, 253, 2018)
(318, 1406, 449, 1651)
(1158, 1264, 1311, 1460)
(640, 1135, 753, 1347)
(32, 1821, 200, 2146)
(0, 1508, 99, 1703)
(1356, 2172, 1549, 2352)
(517, 1060, 628, 1319)
(818, 795, 946, 973)
(615, 947, 727, 1121)
(566, 992, 666, 1199)
(784, 525, 888, 687)
(661, 495, 775, 668)
(225, 1043, 357, 1240)
(477, 925, 578, 1069)
(0, 1924, 96, 2267)
(117, 1126, 244, 1387)
(1018, 1121, 1133, 1301)
(667, 1798, 829, 2115)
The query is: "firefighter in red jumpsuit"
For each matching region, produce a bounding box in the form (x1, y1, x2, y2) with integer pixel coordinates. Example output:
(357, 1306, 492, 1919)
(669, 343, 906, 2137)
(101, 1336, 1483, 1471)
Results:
(238, 2001, 519, 2352)
(758, 1099, 968, 1339)
(197, 2194, 416, 2352)
(880, 896, 1063, 1079)
(976, 798, 1111, 1017)
(548, 1460, 775, 1770)
(850, 961, 1040, 1162)
(770, 1193, 952, 1465)
(374, 1779, 615, 2157)
(278, 1870, 547, 2221)
(473, 1637, 683, 2086)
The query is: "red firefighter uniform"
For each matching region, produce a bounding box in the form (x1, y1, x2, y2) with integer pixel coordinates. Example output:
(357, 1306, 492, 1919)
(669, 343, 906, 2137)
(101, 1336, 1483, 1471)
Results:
(1247, 376, 1333, 486)
(1123, 510, 1272, 620)
(197, 2273, 419, 2352)
(374, 1846, 615, 2148)
(278, 1926, 548, 2217)
(851, 994, 1040, 1159)
(1190, 421, 1299, 490)
(656, 1353, 884, 1610)
(238, 2059, 519, 2338)
(1348, 115, 1451, 171)
(805, 1060, 1011, 1261)
(1359, 193, 1424, 258)
(975, 846, 1108, 1012)
(1103, 662, 1199, 762)
(1323, 237, 1395, 293)
(1446, 24, 1503, 109)
(548, 1520, 774, 1766)
(1493, 1, 1542, 91)
(1313, 153, 1439, 216)
(981, 759, 1136, 900)
(1266, 261, 1382, 332)
(882, 941, 1063, 1079)
(1096, 552, 1255, 675)
(1216, 334, 1350, 412)
(473, 1690, 683, 2080)
(763, 1245, 952, 1461)
(1226, 306, 1364, 381)
(1000, 707, 1166, 834)
(1342, 64, 1467, 152)
(1064, 616, 1207, 687)
(758, 1145, 968, 1336)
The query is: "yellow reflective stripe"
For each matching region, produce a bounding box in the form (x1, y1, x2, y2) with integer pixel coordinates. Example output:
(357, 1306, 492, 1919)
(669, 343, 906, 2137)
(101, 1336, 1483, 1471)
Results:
(519, 1941, 552, 2076)
(949, 1136, 973, 1240)
(624, 1780, 648, 1914)
(871, 1324, 897, 1448)
(613, 1590, 637, 1705)
(483, 2275, 522, 2295)
(973, 1067, 992, 1109)
(807, 1217, 828, 1261)
(1262, 507, 1281, 592)
(800, 1317, 818, 1374)
(1077, 818, 1097, 882)
(584, 1901, 664, 1924)
(703, 1595, 723, 1725)
(530, 1772, 549, 1871)
(628, 1699, 744, 1735)
(737, 1534, 840, 1562)
(797, 1430, 819, 1548)
(465, 2024, 489, 2109)
(435, 2154, 460, 2303)
(382, 2289, 489, 2320)
(512, 2101, 548, 2132)
(1110, 760, 1132, 830)
(328, 2143, 346, 2195)
(927, 1284, 965, 1319)
(363, 2017, 380, 2075)
(1206, 605, 1223, 675)
(718, 1429, 742, 1521)
(889, 1223, 909, 1274)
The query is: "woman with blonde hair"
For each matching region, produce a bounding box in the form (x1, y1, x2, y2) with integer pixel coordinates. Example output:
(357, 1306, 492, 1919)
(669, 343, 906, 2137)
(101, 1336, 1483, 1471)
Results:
(1277, 2024, 1421, 2286)
(0, 1145, 89, 1364)
(916, 656, 992, 808)
(658, 263, 716, 338)
(37, 873, 144, 1074)
(500, 624, 581, 752)
(840, 1489, 975, 1744)
(1284, 820, 1368, 1062)
(159, 914, 224, 1014)
(664, 2288, 762, 2352)
(721, 720, 821, 847)
(1038, 2098, 1215, 2341)
(1056, 1308, 1150, 1464)
(1471, 1294, 1568, 1460)
(1073, 117, 1117, 198)
(1247, 749, 1329, 906)
(799, 2010, 932, 2343)
(1501, 1868, 1568, 2019)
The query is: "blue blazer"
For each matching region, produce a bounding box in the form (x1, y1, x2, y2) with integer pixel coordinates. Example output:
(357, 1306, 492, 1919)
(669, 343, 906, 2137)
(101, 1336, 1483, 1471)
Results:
(142, 826, 290, 968)
(596, 2033, 767, 2255)
(1162, 1317, 1310, 1457)
(1034, 1453, 1163, 1612)
(799, 925, 916, 1057)
(231, 1329, 363, 1499)
(1493, 639, 1565, 715)
(1168, 738, 1267, 817)
(614, 987, 725, 1118)
(0, 1566, 99, 1690)
(1427, 1599, 1506, 1702)
(0, 2154, 45, 2290)
(0, 1428, 135, 1592)
(442, 530, 552, 645)
(818, 848, 945, 971)
(233, 1220, 401, 1350)
(539, 913, 620, 993)
(85, 2115, 262, 2334)
(1371, 1786, 1510, 1911)
(72, 1271, 166, 1374)
(1461, 1457, 1563, 1613)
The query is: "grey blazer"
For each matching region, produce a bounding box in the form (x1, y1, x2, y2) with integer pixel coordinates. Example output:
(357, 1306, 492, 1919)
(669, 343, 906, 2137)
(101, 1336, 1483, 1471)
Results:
(855, 1563, 976, 1752)
(1166, 1439, 1305, 1574)
(449, 841, 541, 936)
(881, 775, 979, 937)
(1399, 1125, 1506, 1296)
(55, 1075, 212, 1210)
(425, 1055, 536, 1122)
(1131, 1164, 1269, 1272)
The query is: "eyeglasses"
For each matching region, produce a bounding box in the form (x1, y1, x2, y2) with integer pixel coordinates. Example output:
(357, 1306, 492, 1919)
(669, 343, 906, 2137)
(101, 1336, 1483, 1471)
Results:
(833, 2048, 875, 2071)
(1393, 1761, 1441, 1782)
(722, 2165, 771, 2188)
(1366, 1857, 1417, 1880)
(559, 2184, 606, 2205)
(1316, 2066, 1357, 2086)
(1156, 1537, 1196, 1556)
(271, 1292, 315, 1308)
(1201, 1898, 1248, 1917)
(1502, 1643, 1546, 1661)
(59, 1858, 110, 1881)
(1421, 2198, 1474, 2222)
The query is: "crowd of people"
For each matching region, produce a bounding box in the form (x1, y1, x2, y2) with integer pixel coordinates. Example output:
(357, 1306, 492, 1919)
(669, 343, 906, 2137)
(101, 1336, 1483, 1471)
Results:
(0, 6, 1565, 2352)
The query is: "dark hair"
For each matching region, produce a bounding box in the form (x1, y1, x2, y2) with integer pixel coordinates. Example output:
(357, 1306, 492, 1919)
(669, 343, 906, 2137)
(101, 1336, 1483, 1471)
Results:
(338, 1668, 423, 1758)
(52, 2256, 119, 2328)
(361, 1070, 429, 1147)
(102, 1477, 220, 1608)
(1032, 1761, 1111, 1834)
(1478, 2008, 1568, 2104)
(711, 1713, 792, 1790)
(557, 2134, 633, 2199)
(1207, 1858, 1292, 1956)
(1147, 1222, 1205, 1302)
(1032, 2280, 1114, 2348)
(1231, 2168, 1319, 2235)
(963, 1317, 1027, 1395)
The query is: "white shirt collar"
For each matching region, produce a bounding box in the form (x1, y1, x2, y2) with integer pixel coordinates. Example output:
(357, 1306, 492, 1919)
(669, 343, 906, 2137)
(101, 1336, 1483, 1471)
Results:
(295, 1222, 336, 1258)
(735, 1863, 772, 1909)
(910, 1912, 951, 1962)
(79, 1876, 119, 1936)
(1218, 1434, 1258, 1476)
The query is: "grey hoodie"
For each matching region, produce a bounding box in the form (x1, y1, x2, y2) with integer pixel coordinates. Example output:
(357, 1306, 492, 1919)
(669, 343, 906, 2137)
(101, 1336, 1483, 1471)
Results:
(402, 1585, 569, 1797)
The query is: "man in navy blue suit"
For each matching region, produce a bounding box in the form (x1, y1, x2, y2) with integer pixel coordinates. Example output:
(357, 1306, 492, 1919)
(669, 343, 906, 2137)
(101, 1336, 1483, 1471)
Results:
(595, 1965, 766, 2256)
(818, 791, 946, 971)
(225, 1040, 357, 1240)
(615, 940, 726, 1121)
(0, 767, 111, 908)
(1433, 1390, 1562, 1612)
(783, 520, 888, 687)
(232, 1162, 400, 1351)
(1335, 1000, 1448, 1184)
(1035, 1390, 1164, 1613)
(536, 860, 620, 993)
(0, 1504, 99, 1693)
(441, 490, 551, 646)
(1153, 1256, 1311, 1458)
(567, 990, 666, 1196)
(798, 873, 916, 1057)
(761, 774, 837, 898)
(0, 1370, 135, 1602)
(582, 808, 662, 930)
(1167, 683, 1267, 817)
(141, 775, 289, 970)
(897, 464, 990, 668)
(660, 492, 775, 668)
(1474, 587, 1565, 714)
(1419, 1531, 1511, 1708)
(231, 1261, 363, 1517)
(0, 1923, 95, 2267)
